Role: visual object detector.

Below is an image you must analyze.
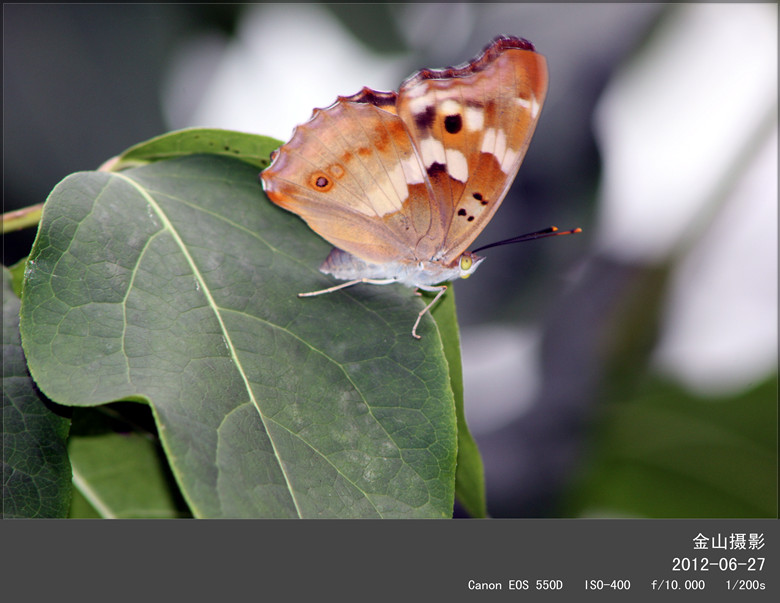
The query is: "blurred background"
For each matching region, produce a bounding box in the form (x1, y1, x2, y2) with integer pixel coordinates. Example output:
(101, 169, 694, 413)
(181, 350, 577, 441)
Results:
(4, 3, 777, 518)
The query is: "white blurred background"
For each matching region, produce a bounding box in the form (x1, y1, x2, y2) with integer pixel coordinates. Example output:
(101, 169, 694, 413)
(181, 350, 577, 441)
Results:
(4, 3, 777, 517)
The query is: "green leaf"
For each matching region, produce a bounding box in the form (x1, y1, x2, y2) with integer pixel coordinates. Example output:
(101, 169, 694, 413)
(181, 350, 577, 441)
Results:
(431, 286, 487, 517)
(20, 155, 457, 518)
(3, 267, 72, 518)
(68, 488, 101, 518)
(8, 257, 28, 299)
(108, 128, 282, 171)
(565, 376, 778, 518)
(68, 406, 190, 518)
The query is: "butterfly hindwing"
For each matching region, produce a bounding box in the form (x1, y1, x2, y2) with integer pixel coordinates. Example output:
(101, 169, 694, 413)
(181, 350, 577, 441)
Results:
(262, 89, 444, 265)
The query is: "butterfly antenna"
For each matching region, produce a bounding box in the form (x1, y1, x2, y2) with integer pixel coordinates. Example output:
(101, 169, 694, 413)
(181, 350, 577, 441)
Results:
(472, 226, 581, 253)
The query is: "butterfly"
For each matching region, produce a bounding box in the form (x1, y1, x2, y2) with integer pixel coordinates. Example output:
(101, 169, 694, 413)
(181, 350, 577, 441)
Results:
(261, 35, 579, 338)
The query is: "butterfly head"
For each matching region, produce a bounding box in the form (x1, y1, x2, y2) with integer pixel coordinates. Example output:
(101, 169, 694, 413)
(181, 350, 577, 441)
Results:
(456, 251, 485, 280)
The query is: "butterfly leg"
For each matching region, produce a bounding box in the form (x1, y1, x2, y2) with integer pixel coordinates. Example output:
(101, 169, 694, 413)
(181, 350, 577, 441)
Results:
(411, 285, 447, 339)
(298, 278, 396, 297)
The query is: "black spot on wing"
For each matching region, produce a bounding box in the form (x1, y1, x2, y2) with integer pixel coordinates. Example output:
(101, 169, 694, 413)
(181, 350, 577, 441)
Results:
(444, 114, 462, 134)
(427, 162, 447, 177)
(414, 105, 436, 130)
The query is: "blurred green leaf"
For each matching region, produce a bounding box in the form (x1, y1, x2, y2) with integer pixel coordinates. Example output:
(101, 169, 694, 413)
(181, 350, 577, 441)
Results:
(68, 406, 190, 518)
(3, 267, 72, 518)
(68, 488, 101, 518)
(565, 376, 778, 518)
(8, 257, 28, 300)
(431, 286, 487, 518)
(108, 128, 281, 171)
(20, 155, 457, 518)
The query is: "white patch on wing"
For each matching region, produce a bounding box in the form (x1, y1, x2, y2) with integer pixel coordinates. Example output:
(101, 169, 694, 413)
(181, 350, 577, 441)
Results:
(515, 97, 532, 110)
(364, 176, 404, 216)
(401, 154, 425, 184)
(481, 128, 507, 159)
(445, 148, 468, 182)
(419, 137, 446, 167)
(465, 107, 484, 131)
(530, 96, 541, 118)
(407, 91, 436, 115)
(440, 99, 461, 116)
(501, 148, 520, 174)
(387, 161, 409, 206)
(354, 154, 409, 217)
(481, 128, 519, 174)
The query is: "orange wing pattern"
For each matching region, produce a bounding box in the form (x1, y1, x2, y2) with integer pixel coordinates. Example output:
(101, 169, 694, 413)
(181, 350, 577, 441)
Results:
(261, 36, 547, 268)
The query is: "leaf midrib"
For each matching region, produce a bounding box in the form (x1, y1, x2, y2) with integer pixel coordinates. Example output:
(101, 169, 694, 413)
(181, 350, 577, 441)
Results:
(113, 171, 305, 517)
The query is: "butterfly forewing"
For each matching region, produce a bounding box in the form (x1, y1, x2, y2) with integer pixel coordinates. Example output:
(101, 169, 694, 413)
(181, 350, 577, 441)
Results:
(396, 41, 548, 265)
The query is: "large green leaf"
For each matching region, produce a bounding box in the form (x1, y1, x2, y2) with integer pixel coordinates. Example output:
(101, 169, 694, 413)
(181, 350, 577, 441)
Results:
(20, 154, 457, 518)
(3, 268, 72, 518)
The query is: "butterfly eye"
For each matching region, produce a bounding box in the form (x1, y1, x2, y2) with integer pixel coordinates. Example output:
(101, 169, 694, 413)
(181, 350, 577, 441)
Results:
(460, 254, 473, 272)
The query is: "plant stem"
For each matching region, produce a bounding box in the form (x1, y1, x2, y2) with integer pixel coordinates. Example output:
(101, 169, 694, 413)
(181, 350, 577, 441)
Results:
(2, 203, 43, 234)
